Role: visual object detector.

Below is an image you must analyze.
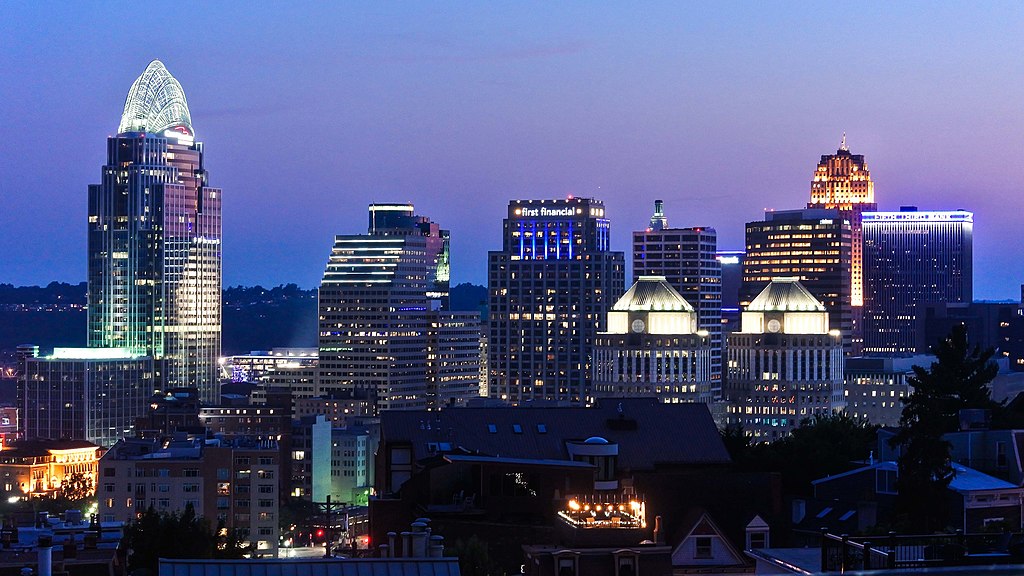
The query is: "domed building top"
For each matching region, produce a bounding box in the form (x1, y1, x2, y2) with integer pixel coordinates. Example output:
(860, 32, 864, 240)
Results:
(747, 277, 825, 312)
(612, 276, 694, 312)
(117, 60, 194, 136)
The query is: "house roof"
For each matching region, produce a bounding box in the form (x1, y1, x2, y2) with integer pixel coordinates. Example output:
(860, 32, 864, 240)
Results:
(381, 398, 730, 470)
(612, 276, 694, 312)
(747, 277, 825, 312)
(812, 460, 1018, 492)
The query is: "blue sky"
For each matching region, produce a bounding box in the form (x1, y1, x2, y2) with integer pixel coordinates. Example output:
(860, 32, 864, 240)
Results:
(1, 2, 1022, 298)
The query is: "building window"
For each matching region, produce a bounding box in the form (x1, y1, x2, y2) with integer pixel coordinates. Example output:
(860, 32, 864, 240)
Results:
(103, 468, 116, 477)
(695, 537, 713, 559)
(748, 531, 768, 549)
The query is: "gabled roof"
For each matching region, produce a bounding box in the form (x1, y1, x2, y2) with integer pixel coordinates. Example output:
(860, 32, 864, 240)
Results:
(747, 277, 825, 312)
(612, 276, 694, 312)
(381, 398, 730, 470)
(671, 509, 748, 568)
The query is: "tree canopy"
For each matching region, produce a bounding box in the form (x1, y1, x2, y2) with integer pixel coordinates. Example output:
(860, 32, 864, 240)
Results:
(892, 323, 1000, 532)
(125, 506, 253, 576)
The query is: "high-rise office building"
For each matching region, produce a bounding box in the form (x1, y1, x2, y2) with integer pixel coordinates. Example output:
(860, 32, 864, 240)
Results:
(593, 276, 713, 403)
(741, 209, 852, 352)
(633, 201, 722, 394)
(425, 311, 482, 409)
(19, 347, 153, 447)
(724, 278, 845, 440)
(488, 198, 625, 405)
(717, 250, 745, 337)
(318, 204, 458, 412)
(88, 60, 221, 402)
(807, 136, 877, 352)
(862, 207, 973, 355)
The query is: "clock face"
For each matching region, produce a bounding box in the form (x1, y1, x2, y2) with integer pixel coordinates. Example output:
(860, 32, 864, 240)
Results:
(631, 319, 645, 333)
(767, 319, 781, 333)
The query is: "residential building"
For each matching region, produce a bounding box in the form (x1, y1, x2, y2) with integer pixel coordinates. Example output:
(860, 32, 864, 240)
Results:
(99, 436, 281, 556)
(311, 418, 373, 506)
(863, 208, 973, 355)
(741, 209, 852, 352)
(488, 198, 625, 405)
(19, 347, 153, 447)
(593, 276, 714, 403)
(88, 60, 221, 402)
(633, 201, 722, 393)
(724, 278, 845, 440)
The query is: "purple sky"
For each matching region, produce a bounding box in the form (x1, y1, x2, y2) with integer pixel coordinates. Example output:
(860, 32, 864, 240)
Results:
(1, 3, 1022, 298)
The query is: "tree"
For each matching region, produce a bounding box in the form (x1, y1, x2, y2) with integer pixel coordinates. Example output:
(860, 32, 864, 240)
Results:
(58, 472, 93, 500)
(892, 323, 1000, 531)
(125, 506, 252, 575)
(446, 535, 502, 576)
(723, 413, 878, 496)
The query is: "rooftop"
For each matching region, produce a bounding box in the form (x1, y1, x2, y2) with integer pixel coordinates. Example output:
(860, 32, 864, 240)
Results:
(612, 276, 694, 312)
(381, 398, 730, 470)
(118, 60, 194, 136)
(747, 277, 825, 313)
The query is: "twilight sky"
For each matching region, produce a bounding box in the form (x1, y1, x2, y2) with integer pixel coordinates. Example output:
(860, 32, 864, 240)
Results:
(1, 3, 1022, 298)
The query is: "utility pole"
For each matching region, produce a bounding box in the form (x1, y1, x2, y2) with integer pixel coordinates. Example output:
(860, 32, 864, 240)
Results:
(313, 495, 347, 558)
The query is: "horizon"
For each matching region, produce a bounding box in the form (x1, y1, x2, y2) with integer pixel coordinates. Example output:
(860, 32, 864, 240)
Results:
(2, 3, 1022, 298)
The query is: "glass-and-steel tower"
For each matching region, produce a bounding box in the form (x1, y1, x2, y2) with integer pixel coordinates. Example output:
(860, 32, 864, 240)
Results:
(488, 198, 625, 405)
(863, 207, 973, 355)
(88, 60, 222, 403)
(319, 204, 477, 412)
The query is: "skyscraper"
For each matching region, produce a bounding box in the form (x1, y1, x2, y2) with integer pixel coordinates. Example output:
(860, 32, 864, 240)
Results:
(319, 203, 477, 412)
(724, 278, 845, 440)
(88, 60, 222, 402)
(862, 207, 974, 355)
(807, 136, 877, 351)
(741, 208, 852, 352)
(488, 198, 625, 405)
(633, 201, 722, 394)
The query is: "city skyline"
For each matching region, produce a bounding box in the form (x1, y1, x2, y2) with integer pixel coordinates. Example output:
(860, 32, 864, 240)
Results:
(2, 4, 1023, 300)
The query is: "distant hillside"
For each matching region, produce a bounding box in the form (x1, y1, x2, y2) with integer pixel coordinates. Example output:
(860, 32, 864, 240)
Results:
(451, 283, 488, 321)
(0, 281, 488, 359)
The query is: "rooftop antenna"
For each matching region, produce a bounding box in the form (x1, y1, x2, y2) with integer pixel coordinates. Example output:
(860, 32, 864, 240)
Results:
(840, 132, 848, 152)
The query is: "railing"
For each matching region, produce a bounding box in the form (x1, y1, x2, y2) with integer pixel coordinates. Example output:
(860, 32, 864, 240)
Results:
(821, 530, 1017, 572)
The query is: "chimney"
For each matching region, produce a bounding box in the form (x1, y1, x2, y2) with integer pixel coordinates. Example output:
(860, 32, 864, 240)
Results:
(410, 523, 428, 558)
(429, 535, 445, 558)
(653, 516, 664, 545)
(401, 531, 411, 557)
(387, 532, 396, 558)
(37, 539, 52, 576)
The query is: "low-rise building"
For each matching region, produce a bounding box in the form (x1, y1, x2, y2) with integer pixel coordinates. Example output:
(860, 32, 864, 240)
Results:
(0, 439, 102, 497)
(843, 356, 926, 426)
(98, 436, 281, 556)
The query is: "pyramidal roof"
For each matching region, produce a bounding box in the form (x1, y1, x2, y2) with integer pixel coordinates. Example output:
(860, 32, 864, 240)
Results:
(747, 277, 825, 312)
(612, 276, 694, 312)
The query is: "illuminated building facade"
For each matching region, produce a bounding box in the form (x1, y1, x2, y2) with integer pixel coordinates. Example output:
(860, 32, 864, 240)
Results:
(862, 208, 973, 355)
(318, 204, 448, 411)
(808, 137, 877, 315)
(724, 278, 845, 440)
(425, 311, 481, 409)
(88, 60, 221, 402)
(488, 198, 625, 405)
(0, 440, 102, 498)
(594, 276, 713, 403)
(633, 201, 722, 393)
(741, 208, 852, 352)
(18, 347, 153, 447)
